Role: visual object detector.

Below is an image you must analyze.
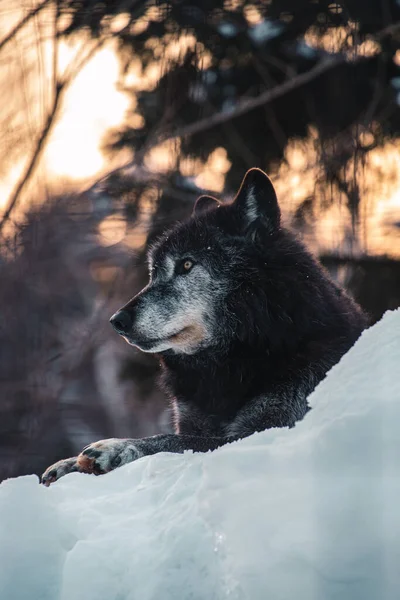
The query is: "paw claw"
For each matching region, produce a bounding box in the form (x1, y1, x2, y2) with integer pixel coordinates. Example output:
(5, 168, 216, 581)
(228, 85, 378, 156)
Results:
(43, 469, 57, 485)
(41, 473, 56, 487)
(42, 439, 137, 485)
(41, 457, 80, 486)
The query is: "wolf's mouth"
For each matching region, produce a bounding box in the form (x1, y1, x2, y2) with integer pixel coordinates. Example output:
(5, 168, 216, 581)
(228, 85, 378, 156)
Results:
(124, 326, 192, 348)
(167, 326, 192, 341)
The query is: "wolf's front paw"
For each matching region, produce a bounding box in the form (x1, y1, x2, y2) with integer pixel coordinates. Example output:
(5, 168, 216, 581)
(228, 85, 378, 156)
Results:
(77, 438, 144, 475)
(41, 456, 80, 487)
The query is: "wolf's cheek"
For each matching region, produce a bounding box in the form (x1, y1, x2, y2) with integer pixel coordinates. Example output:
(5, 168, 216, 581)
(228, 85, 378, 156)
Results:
(168, 322, 208, 350)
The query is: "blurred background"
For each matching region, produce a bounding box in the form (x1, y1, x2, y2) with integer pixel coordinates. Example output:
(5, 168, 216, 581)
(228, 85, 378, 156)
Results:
(0, 0, 399, 481)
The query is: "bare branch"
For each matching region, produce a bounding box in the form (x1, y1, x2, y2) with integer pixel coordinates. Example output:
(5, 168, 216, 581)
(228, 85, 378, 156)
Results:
(88, 20, 400, 194)
(0, 84, 64, 235)
(171, 57, 340, 141)
(0, 0, 53, 52)
(0, 30, 108, 235)
(62, 36, 107, 84)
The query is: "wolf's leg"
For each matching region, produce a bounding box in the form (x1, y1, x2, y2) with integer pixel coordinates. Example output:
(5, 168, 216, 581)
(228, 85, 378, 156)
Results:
(41, 457, 82, 486)
(41, 434, 232, 485)
(78, 434, 231, 472)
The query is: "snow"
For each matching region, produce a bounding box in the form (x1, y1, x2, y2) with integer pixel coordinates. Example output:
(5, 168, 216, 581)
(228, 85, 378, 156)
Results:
(1, 309, 400, 600)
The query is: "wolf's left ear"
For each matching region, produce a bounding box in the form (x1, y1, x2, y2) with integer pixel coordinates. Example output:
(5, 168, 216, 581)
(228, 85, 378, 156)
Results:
(234, 168, 280, 232)
(193, 194, 220, 217)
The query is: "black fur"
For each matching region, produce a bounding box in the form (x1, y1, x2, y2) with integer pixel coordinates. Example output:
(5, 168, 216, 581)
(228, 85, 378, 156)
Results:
(41, 169, 368, 484)
(155, 169, 367, 436)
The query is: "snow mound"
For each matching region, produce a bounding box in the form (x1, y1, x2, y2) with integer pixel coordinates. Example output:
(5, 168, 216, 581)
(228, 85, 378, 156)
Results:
(1, 310, 400, 600)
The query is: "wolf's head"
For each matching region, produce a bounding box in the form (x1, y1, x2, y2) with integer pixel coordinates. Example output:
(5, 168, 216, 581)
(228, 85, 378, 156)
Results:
(110, 168, 287, 355)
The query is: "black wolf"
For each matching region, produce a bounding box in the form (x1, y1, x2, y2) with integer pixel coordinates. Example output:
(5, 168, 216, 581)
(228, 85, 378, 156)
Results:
(42, 169, 367, 485)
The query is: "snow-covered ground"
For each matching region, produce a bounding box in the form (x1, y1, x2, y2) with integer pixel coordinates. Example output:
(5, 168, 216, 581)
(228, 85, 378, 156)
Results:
(1, 310, 400, 600)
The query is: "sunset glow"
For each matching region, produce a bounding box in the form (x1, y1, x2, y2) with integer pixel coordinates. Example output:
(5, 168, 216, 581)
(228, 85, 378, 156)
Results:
(45, 42, 130, 180)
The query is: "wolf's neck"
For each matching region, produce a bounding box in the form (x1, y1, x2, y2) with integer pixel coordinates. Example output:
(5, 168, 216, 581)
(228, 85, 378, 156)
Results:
(159, 325, 353, 417)
(160, 343, 293, 414)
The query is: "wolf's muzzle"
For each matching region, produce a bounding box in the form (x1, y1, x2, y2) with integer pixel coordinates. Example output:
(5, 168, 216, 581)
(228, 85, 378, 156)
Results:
(110, 310, 133, 335)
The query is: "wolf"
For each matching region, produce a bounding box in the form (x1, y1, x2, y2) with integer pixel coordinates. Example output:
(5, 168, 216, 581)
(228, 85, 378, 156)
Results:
(41, 168, 368, 485)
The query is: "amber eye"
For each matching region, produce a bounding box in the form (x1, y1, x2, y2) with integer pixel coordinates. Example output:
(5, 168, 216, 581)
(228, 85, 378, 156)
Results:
(176, 258, 194, 275)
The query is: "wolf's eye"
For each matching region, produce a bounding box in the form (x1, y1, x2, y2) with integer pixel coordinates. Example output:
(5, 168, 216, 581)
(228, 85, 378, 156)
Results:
(176, 258, 194, 275)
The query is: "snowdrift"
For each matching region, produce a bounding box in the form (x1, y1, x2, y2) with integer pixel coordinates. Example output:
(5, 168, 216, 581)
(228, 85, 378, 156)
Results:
(1, 310, 400, 600)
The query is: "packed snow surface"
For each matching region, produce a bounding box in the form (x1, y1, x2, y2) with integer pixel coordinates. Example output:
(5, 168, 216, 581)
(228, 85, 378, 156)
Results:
(1, 310, 400, 600)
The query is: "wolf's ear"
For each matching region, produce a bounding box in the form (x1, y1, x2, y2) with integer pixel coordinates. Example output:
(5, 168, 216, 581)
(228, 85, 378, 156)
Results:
(193, 194, 220, 216)
(234, 168, 280, 232)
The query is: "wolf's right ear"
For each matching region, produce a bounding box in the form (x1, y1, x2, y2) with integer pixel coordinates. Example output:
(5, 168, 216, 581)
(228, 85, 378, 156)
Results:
(193, 195, 220, 217)
(234, 168, 280, 233)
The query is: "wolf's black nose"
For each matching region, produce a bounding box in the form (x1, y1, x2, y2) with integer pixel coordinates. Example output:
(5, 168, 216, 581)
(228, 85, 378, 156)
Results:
(110, 310, 132, 334)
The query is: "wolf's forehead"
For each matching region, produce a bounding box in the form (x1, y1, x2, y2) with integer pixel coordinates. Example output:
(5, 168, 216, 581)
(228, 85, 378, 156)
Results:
(148, 250, 175, 273)
(148, 219, 221, 270)
(150, 231, 191, 265)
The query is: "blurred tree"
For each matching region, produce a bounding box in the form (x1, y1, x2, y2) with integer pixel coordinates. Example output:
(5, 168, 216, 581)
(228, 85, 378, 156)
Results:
(2, 0, 399, 243)
(0, 0, 111, 234)
(55, 0, 400, 231)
